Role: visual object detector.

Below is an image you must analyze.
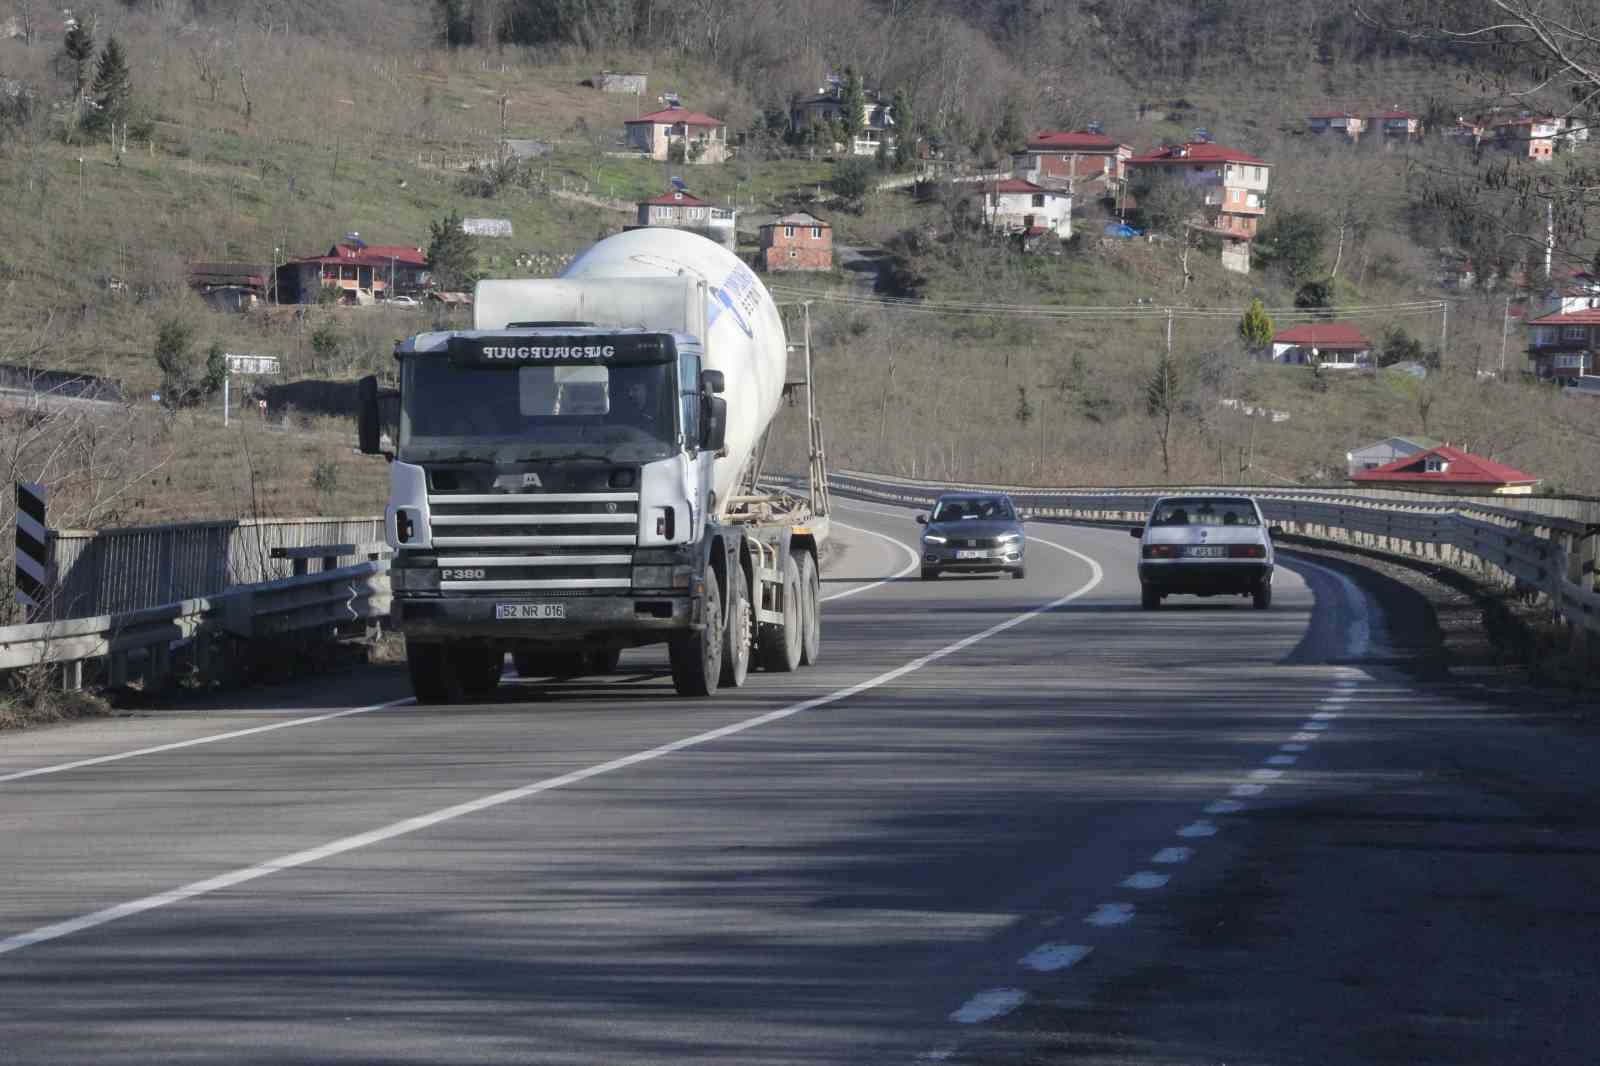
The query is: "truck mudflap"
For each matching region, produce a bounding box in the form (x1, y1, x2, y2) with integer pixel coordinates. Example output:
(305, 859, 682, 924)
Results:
(393, 593, 699, 644)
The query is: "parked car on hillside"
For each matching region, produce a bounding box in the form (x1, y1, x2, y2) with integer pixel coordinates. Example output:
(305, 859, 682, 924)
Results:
(387, 294, 420, 307)
(1132, 495, 1279, 609)
(917, 493, 1027, 580)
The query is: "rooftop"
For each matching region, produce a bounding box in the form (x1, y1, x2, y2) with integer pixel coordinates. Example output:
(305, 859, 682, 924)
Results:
(1351, 445, 1539, 486)
(763, 212, 831, 228)
(640, 190, 711, 207)
(1127, 142, 1268, 167)
(1026, 130, 1126, 151)
(1272, 322, 1372, 348)
(628, 108, 723, 127)
(992, 178, 1066, 195)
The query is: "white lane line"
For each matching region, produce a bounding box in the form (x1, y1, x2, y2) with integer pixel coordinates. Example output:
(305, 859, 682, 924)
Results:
(1, 519, 911, 787)
(1121, 871, 1170, 890)
(950, 988, 1027, 1024)
(1205, 799, 1245, 815)
(1250, 768, 1285, 781)
(1336, 680, 1360, 689)
(1177, 820, 1218, 838)
(1302, 722, 1331, 731)
(0, 531, 1107, 958)
(1281, 743, 1310, 753)
(0, 697, 416, 786)
(1020, 943, 1093, 972)
(819, 521, 920, 603)
(1266, 754, 1299, 766)
(1290, 732, 1321, 742)
(1086, 903, 1135, 926)
(1284, 555, 1372, 658)
(1152, 846, 1194, 864)
(1324, 695, 1353, 704)
(1231, 783, 1267, 797)
(1312, 710, 1340, 720)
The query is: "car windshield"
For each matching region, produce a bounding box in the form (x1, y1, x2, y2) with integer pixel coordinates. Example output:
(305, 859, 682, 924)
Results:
(933, 497, 1014, 522)
(1150, 498, 1259, 527)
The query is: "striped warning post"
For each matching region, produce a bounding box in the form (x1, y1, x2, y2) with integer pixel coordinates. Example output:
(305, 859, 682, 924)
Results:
(15, 481, 49, 616)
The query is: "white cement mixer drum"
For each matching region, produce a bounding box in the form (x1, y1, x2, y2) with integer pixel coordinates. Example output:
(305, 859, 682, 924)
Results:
(560, 229, 788, 509)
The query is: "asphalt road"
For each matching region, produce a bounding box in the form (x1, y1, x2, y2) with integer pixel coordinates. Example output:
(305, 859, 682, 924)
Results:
(1, 501, 1595, 1064)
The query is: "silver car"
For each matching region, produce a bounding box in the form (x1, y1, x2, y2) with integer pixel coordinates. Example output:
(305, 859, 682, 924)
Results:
(917, 493, 1027, 580)
(1132, 495, 1279, 609)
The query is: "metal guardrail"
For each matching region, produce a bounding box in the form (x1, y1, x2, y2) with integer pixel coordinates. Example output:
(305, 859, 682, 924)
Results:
(827, 470, 1600, 638)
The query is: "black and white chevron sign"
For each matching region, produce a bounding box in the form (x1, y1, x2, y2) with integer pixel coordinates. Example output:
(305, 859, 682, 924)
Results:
(15, 481, 48, 616)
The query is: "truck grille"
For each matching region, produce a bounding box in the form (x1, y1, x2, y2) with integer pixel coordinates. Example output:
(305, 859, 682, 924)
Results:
(427, 491, 639, 592)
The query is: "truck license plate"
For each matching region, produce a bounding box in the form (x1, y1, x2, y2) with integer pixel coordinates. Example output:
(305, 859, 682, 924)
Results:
(496, 603, 565, 620)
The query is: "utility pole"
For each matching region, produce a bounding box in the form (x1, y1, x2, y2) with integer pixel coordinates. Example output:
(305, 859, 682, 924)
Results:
(1166, 306, 1174, 357)
(1439, 300, 1448, 366)
(1499, 294, 1511, 376)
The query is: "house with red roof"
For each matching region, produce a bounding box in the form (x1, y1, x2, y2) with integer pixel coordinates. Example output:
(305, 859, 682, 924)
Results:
(1011, 130, 1132, 199)
(631, 188, 737, 250)
(1125, 141, 1270, 273)
(624, 107, 728, 163)
(1525, 275, 1600, 384)
(1306, 111, 1367, 141)
(1349, 444, 1540, 496)
(1265, 322, 1374, 368)
(982, 178, 1071, 238)
(1487, 114, 1563, 161)
(1366, 108, 1423, 145)
(276, 242, 429, 305)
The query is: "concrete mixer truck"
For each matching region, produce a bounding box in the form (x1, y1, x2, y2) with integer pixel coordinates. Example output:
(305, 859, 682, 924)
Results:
(356, 229, 830, 703)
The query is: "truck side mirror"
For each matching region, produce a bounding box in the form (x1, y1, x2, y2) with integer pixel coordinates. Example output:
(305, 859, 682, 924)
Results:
(701, 396, 728, 452)
(701, 369, 726, 395)
(357, 375, 382, 455)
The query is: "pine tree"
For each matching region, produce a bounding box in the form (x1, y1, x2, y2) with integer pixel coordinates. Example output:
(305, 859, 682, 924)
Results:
(1146, 352, 1185, 477)
(90, 37, 133, 128)
(891, 88, 914, 169)
(426, 210, 479, 291)
(838, 69, 865, 141)
(1237, 298, 1274, 351)
(62, 18, 95, 102)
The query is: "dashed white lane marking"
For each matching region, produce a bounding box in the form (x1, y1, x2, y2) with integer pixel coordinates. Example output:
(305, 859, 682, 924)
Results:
(1249, 768, 1284, 781)
(1312, 710, 1340, 720)
(1291, 732, 1321, 742)
(918, 1050, 955, 1062)
(1231, 783, 1267, 797)
(1281, 743, 1310, 753)
(1152, 847, 1194, 864)
(950, 988, 1027, 1024)
(1266, 754, 1298, 766)
(1121, 871, 1170, 890)
(0, 697, 417, 786)
(1086, 903, 1136, 926)
(1205, 799, 1245, 815)
(1020, 943, 1093, 972)
(1177, 820, 1218, 838)
(0, 523, 1107, 959)
(818, 520, 921, 603)
(1302, 721, 1331, 731)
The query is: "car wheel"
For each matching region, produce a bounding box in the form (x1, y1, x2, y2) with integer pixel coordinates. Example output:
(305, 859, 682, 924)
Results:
(1253, 581, 1272, 610)
(1011, 567, 1026, 580)
(1140, 585, 1161, 610)
(920, 568, 939, 580)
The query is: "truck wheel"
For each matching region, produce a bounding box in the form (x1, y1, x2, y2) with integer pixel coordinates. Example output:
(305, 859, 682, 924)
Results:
(406, 639, 450, 704)
(669, 566, 722, 697)
(449, 645, 503, 701)
(720, 561, 751, 687)
(758, 552, 803, 673)
(794, 549, 821, 666)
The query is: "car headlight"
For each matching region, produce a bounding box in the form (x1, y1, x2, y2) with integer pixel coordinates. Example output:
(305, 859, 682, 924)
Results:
(922, 533, 948, 545)
(996, 531, 1022, 544)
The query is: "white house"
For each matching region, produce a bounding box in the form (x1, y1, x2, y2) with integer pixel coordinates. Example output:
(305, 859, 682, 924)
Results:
(623, 108, 728, 164)
(982, 179, 1071, 237)
(1265, 322, 1375, 368)
(790, 82, 895, 156)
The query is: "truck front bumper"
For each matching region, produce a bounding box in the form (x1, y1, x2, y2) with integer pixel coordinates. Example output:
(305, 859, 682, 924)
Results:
(393, 593, 698, 644)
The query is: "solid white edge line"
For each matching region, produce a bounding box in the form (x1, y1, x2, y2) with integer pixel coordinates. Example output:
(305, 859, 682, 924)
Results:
(0, 526, 1106, 958)
(819, 520, 920, 603)
(0, 698, 417, 786)
(1280, 554, 1373, 658)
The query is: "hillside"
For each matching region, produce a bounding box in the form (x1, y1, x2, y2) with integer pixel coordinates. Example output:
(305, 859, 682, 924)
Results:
(0, 0, 1596, 536)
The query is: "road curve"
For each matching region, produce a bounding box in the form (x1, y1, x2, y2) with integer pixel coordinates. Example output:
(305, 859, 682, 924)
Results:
(0, 503, 1387, 1064)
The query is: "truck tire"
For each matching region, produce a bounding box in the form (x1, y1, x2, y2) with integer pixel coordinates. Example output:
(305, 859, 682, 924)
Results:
(719, 562, 751, 688)
(406, 639, 450, 704)
(449, 645, 504, 701)
(669, 566, 722, 697)
(794, 548, 821, 666)
(758, 552, 803, 673)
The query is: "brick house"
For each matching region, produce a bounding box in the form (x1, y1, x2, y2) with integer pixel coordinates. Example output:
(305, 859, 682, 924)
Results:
(632, 188, 737, 250)
(1306, 112, 1367, 141)
(277, 242, 429, 304)
(1525, 273, 1600, 383)
(1488, 115, 1562, 161)
(1011, 130, 1132, 200)
(759, 212, 832, 271)
(1263, 322, 1374, 368)
(1350, 444, 1540, 495)
(1125, 141, 1270, 273)
(624, 108, 728, 164)
(982, 179, 1072, 237)
(789, 83, 895, 156)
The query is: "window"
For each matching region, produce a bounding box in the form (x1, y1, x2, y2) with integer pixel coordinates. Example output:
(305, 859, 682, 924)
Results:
(810, 226, 822, 239)
(784, 225, 795, 239)
(1563, 326, 1587, 340)
(1554, 354, 1590, 369)
(1031, 194, 1045, 208)
(678, 346, 701, 445)
(1246, 192, 1261, 208)
(1424, 457, 1448, 472)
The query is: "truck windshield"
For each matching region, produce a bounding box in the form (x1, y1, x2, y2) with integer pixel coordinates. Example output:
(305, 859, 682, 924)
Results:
(400, 358, 677, 459)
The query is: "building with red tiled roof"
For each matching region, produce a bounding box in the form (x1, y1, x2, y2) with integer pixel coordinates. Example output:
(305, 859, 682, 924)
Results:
(982, 178, 1071, 238)
(632, 188, 736, 250)
(1124, 142, 1271, 273)
(1524, 274, 1600, 382)
(1013, 130, 1132, 200)
(758, 212, 832, 271)
(1350, 445, 1540, 495)
(1264, 322, 1374, 368)
(277, 241, 430, 305)
(624, 107, 728, 163)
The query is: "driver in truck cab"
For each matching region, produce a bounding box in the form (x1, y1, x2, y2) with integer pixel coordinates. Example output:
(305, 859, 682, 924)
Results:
(612, 371, 661, 432)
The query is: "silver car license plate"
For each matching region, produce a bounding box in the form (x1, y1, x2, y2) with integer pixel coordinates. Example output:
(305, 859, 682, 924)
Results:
(496, 603, 565, 620)
(1186, 545, 1228, 558)
(956, 549, 984, 559)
